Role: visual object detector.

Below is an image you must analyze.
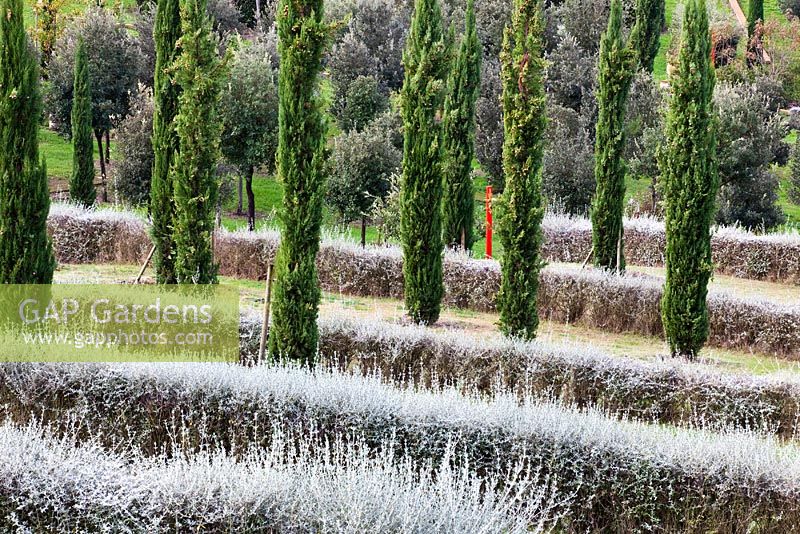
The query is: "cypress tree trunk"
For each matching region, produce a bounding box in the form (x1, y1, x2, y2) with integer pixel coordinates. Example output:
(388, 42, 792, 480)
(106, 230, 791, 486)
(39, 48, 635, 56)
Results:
(630, 0, 665, 73)
(442, 0, 482, 253)
(747, 0, 764, 38)
(70, 38, 95, 208)
(245, 165, 255, 231)
(660, 0, 717, 360)
(496, 0, 547, 340)
(171, 0, 223, 285)
(591, 0, 636, 273)
(150, 0, 181, 284)
(268, 0, 331, 365)
(400, 0, 449, 325)
(0, 0, 54, 283)
(94, 130, 108, 202)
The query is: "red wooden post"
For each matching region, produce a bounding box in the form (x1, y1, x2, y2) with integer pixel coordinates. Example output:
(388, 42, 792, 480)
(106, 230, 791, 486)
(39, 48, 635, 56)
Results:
(485, 185, 493, 259)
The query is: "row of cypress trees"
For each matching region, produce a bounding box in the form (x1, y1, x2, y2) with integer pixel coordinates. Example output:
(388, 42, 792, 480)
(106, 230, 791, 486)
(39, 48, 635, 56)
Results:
(400, 0, 718, 361)
(150, 0, 222, 286)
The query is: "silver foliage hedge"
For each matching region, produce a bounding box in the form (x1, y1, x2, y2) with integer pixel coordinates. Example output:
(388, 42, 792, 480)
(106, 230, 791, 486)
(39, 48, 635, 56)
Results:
(0, 423, 562, 533)
(2, 362, 799, 531)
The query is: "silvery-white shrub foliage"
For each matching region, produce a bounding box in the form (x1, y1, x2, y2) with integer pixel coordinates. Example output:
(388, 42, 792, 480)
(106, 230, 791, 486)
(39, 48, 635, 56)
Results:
(0, 423, 564, 533)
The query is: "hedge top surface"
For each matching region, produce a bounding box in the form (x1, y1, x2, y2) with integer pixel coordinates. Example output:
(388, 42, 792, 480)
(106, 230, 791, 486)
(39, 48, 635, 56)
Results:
(15, 361, 800, 491)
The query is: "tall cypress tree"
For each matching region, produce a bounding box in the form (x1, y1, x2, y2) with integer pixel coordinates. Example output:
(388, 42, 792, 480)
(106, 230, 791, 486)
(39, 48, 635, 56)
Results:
(591, 0, 637, 272)
(747, 0, 764, 38)
(790, 134, 800, 204)
(497, 0, 547, 340)
(268, 0, 331, 364)
(171, 0, 223, 284)
(630, 0, 666, 73)
(400, 0, 449, 324)
(659, 0, 717, 360)
(0, 0, 54, 283)
(442, 0, 482, 252)
(70, 38, 95, 208)
(150, 0, 181, 284)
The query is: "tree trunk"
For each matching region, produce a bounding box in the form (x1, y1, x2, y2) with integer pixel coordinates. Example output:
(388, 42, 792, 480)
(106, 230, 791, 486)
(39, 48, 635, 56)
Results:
(237, 174, 243, 215)
(95, 130, 108, 202)
(361, 217, 366, 247)
(104, 129, 111, 162)
(246, 166, 256, 231)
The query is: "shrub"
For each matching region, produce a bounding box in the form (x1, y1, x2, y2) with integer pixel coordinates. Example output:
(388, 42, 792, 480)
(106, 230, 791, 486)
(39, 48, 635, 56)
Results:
(544, 29, 597, 113)
(114, 85, 154, 207)
(779, 0, 800, 16)
(715, 83, 787, 230)
(45, 8, 142, 137)
(3, 363, 800, 531)
(338, 75, 387, 132)
(791, 133, 800, 204)
(542, 104, 595, 215)
(327, 119, 401, 244)
(0, 424, 561, 533)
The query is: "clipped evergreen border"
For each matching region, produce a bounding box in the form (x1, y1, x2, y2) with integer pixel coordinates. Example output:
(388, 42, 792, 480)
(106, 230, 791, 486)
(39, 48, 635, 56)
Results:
(46, 205, 800, 358)
(1, 362, 798, 531)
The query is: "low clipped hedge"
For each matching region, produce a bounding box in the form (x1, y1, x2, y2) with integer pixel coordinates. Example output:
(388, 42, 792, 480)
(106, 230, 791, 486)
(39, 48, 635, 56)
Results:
(0, 424, 556, 533)
(49, 204, 800, 284)
(243, 316, 800, 439)
(1, 363, 799, 532)
(47, 205, 800, 358)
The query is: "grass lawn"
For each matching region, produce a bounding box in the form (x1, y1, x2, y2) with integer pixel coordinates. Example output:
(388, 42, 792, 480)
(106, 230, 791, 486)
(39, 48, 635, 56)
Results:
(40, 127, 116, 181)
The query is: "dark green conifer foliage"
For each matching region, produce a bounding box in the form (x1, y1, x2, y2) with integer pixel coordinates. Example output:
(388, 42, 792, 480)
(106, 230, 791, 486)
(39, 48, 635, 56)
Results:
(496, 0, 547, 340)
(591, 0, 637, 272)
(399, 0, 449, 324)
(70, 38, 95, 208)
(0, 0, 54, 283)
(790, 134, 800, 204)
(171, 0, 223, 285)
(442, 0, 482, 252)
(748, 0, 764, 37)
(630, 0, 666, 73)
(150, 0, 181, 284)
(268, 0, 332, 365)
(659, 0, 717, 360)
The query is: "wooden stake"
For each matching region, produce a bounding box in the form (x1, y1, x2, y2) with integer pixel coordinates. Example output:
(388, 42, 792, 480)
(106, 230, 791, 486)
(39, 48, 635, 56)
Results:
(135, 245, 156, 284)
(258, 263, 274, 363)
(581, 246, 594, 269)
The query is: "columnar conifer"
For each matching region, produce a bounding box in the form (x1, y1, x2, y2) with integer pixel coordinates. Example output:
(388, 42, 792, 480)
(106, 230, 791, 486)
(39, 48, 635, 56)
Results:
(747, 0, 764, 38)
(591, 0, 637, 272)
(399, 0, 449, 324)
(442, 0, 482, 252)
(790, 134, 800, 204)
(0, 0, 54, 283)
(496, 0, 547, 340)
(150, 0, 181, 283)
(660, 0, 717, 360)
(630, 0, 665, 73)
(171, 0, 223, 284)
(70, 38, 95, 208)
(268, 0, 331, 364)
